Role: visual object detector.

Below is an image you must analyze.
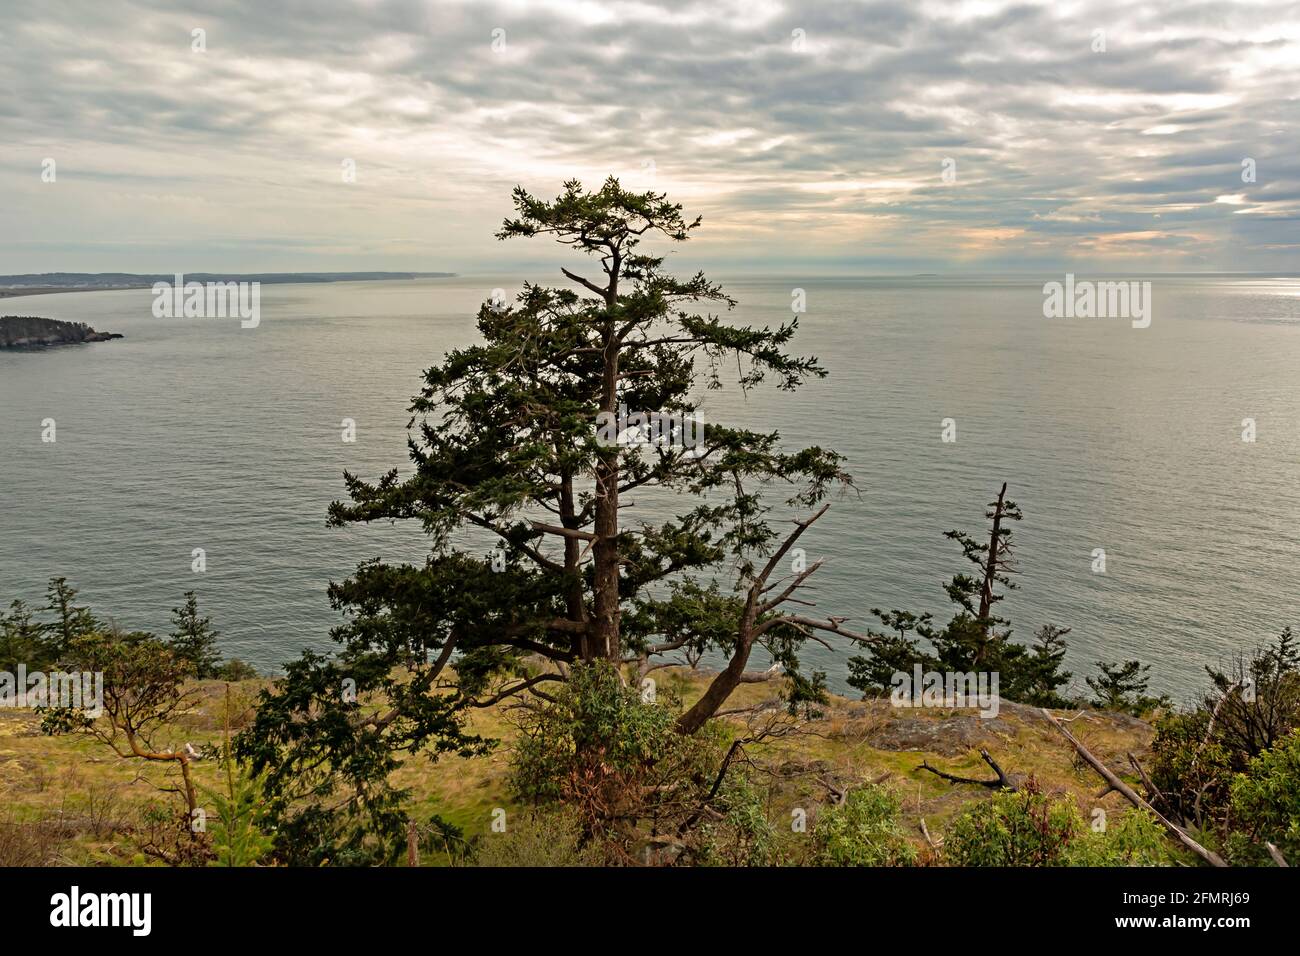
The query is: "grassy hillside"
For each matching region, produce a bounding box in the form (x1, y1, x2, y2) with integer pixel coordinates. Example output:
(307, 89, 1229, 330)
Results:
(0, 668, 1159, 865)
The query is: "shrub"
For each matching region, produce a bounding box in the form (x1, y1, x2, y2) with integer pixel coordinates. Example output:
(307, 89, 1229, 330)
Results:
(473, 809, 603, 867)
(944, 781, 1083, 866)
(1148, 629, 1300, 839)
(1087, 660, 1168, 716)
(1149, 710, 1235, 828)
(1226, 729, 1300, 866)
(694, 770, 779, 867)
(508, 661, 720, 862)
(510, 661, 680, 805)
(0, 810, 68, 866)
(1063, 808, 1177, 866)
(811, 784, 917, 867)
(214, 658, 259, 681)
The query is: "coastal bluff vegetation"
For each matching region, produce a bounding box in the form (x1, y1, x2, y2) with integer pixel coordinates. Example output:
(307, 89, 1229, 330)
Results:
(5, 180, 1296, 868)
(0, 315, 122, 349)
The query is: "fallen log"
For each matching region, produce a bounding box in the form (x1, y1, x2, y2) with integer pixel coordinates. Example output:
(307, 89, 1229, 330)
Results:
(1040, 708, 1226, 867)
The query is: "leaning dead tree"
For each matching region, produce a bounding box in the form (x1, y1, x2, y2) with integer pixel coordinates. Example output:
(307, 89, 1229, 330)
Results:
(977, 483, 1017, 626)
(1040, 708, 1227, 867)
(676, 504, 874, 734)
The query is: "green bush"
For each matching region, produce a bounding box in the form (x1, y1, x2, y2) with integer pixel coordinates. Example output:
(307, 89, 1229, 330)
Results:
(1063, 808, 1177, 866)
(695, 770, 779, 867)
(1226, 730, 1300, 866)
(473, 809, 603, 867)
(944, 782, 1083, 866)
(945, 784, 1178, 867)
(811, 784, 917, 867)
(508, 661, 722, 863)
(214, 658, 259, 681)
(1149, 709, 1236, 828)
(509, 661, 683, 805)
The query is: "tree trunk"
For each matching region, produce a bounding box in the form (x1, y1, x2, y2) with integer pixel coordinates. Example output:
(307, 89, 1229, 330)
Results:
(558, 471, 590, 658)
(978, 482, 1007, 624)
(589, 262, 622, 662)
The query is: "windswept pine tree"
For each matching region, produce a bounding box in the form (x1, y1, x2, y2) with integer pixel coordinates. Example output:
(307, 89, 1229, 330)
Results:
(240, 177, 857, 861)
(847, 485, 1072, 705)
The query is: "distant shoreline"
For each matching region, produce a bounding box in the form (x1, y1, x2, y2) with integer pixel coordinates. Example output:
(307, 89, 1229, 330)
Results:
(0, 287, 123, 300)
(0, 272, 457, 301)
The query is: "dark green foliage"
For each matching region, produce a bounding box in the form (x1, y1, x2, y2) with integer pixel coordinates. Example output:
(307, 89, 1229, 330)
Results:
(508, 660, 720, 860)
(1, 578, 98, 672)
(0, 315, 110, 348)
(213, 658, 259, 681)
(1087, 660, 1169, 716)
(510, 661, 681, 805)
(239, 178, 850, 857)
(846, 610, 936, 695)
(237, 647, 491, 866)
(168, 591, 221, 679)
(1202, 626, 1300, 758)
(1149, 709, 1235, 828)
(44, 577, 95, 658)
(1018, 624, 1075, 707)
(0, 599, 56, 671)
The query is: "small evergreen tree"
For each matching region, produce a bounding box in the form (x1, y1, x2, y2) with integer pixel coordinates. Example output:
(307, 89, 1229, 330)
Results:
(1202, 626, 1300, 758)
(847, 485, 1071, 704)
(44, 577, 95, 657)
(1019, 624, 1075, 707)
(168, 591, 221, 679)
(1087, 660, 1168, 716)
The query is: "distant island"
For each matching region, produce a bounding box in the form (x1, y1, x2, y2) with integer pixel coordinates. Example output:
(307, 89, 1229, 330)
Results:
(0, 315, 123, 349)
(0, 271, 457, 299)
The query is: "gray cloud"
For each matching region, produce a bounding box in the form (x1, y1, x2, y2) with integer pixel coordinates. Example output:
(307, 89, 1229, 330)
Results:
(1, 0, 1297, 273)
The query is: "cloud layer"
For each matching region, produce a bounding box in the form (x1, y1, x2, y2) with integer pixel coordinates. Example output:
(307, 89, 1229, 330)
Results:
(2, 0, 1297, 273)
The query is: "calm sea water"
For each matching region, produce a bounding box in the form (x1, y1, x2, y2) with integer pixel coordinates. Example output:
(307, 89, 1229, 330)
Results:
(3, 275, 1298, 702)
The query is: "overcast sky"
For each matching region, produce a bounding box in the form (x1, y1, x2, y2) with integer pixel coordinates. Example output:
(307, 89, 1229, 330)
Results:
(2, 0, 1297, 275)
